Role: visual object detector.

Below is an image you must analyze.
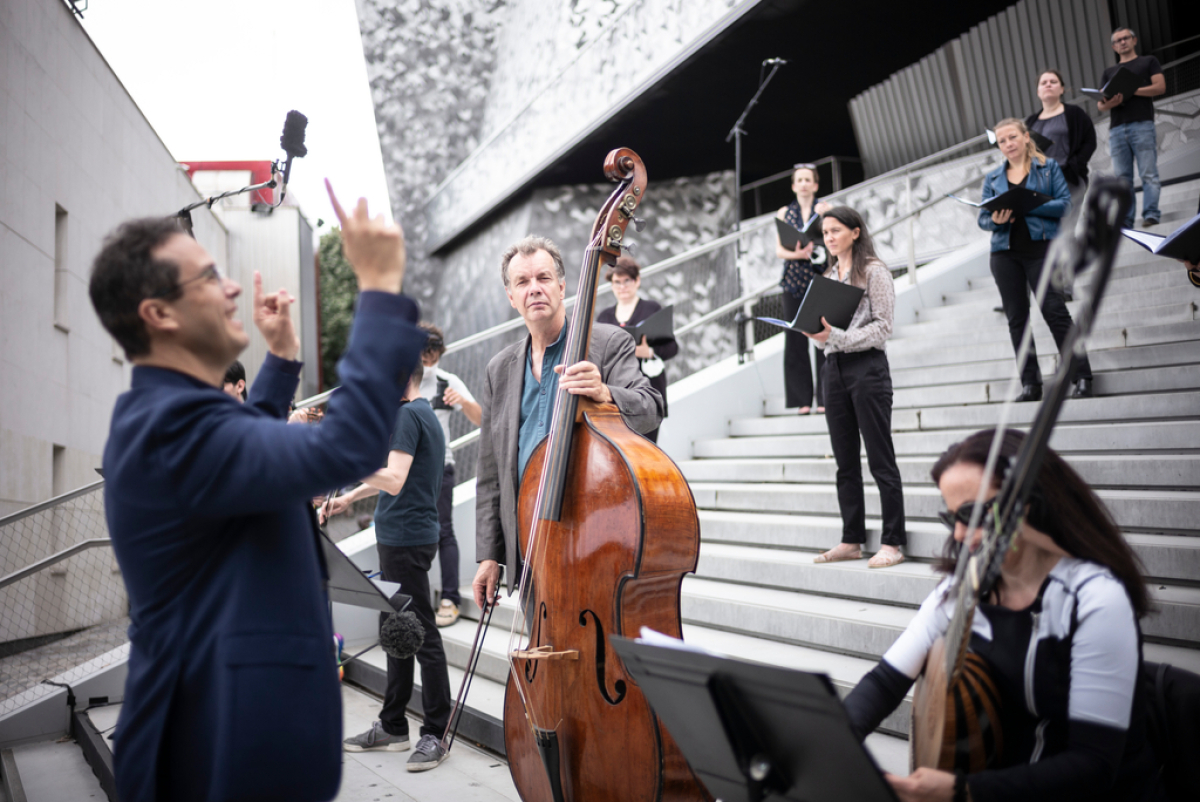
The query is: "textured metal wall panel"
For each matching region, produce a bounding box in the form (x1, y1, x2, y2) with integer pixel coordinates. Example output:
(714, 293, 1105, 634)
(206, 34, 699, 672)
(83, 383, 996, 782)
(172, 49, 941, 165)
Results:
(850, 0, 1117, 175)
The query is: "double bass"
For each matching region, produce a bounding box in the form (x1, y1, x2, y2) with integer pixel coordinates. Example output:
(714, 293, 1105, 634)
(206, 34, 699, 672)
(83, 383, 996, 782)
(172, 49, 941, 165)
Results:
(502, 149, 710, 802)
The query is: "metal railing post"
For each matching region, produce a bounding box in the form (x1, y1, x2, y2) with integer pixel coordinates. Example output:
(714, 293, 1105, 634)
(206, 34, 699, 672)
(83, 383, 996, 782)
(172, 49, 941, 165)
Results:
(906, 169, 917, 285)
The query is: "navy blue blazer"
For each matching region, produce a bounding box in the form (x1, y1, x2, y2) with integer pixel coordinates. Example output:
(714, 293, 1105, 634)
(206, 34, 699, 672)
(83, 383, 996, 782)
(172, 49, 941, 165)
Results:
(104, 292, 423, 802)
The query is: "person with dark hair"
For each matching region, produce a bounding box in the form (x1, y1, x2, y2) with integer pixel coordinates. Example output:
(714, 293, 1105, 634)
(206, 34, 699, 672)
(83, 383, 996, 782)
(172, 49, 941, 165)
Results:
(471, 235, 662, 609)
(804, 206, 906, 569)
(1025, 70, 1097, 209)
(842, 429, 1162, 802)
(1097, 27, 1165, 228)
(775, 164, 832, 413)
(415, 321, 482, 627)
(324, 361, 453, 771)
(595, 255, 679, 443)
(88, 183, 426, 802)
(222, 359, 247, 401)
(980, 118, 1092, 402)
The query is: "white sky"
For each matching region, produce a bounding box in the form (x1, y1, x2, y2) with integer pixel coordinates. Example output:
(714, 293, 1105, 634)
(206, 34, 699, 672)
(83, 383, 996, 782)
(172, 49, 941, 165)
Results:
(79, 0, 392, 235)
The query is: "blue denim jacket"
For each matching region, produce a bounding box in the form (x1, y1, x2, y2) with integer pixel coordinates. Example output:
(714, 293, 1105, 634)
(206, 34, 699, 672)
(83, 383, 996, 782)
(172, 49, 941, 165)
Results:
(977, 157, 1071, 252)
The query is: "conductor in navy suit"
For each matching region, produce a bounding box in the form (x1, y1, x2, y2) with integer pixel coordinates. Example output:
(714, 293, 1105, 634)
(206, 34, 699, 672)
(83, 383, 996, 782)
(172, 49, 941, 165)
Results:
(88, 182, 425, 802)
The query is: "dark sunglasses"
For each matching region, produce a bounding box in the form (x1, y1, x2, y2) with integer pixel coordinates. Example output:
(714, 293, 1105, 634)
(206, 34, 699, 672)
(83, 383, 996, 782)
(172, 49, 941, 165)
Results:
(937, 500, 994, 531)
(150, 264, 224, 298)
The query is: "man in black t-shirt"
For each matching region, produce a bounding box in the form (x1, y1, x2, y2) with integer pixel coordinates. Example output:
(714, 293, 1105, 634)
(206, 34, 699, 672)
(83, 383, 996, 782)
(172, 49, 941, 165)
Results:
(325, 362, 452, 772)
(1097, 27, 1166, 227)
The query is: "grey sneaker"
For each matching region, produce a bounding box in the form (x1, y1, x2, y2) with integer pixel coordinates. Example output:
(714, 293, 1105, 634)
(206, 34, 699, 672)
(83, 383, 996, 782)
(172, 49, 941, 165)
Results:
(406, 734, 448, 771)
(344, 721, 409, 752)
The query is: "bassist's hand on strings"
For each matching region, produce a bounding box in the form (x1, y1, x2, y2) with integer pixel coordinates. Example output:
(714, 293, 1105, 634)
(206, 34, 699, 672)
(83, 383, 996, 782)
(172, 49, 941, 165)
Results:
(556, 360, 613, 404)
(886, 767, 956, 802)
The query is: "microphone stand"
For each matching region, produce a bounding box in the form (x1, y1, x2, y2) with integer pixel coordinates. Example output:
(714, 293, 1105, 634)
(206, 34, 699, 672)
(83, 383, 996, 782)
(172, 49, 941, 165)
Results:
(726, 60, 785, 361)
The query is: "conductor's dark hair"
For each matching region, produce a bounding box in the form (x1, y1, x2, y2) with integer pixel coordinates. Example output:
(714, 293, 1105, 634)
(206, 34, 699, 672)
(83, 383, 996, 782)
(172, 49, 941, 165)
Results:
(821, 206, 878, 288)
(418, 322, 446, 361)
(224, 360, 247, 399)
(605, 255, 641, 283)
(931, 429, 1150, 618)
(89, 217, 186, 359)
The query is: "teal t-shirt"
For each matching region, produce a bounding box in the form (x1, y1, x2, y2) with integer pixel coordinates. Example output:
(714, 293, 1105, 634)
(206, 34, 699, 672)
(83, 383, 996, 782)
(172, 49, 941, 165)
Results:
(373, 398, 445, 546)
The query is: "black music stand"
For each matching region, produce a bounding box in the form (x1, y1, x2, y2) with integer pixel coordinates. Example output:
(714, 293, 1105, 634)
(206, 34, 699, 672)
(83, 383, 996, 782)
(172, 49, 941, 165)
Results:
(319, 530, 411, 613)
(611, 637, 898, 802)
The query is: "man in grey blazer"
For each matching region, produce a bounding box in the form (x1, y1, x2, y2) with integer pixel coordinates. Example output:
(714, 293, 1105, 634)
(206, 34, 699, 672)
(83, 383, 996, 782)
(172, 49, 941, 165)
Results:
(472, 236, 663, 607)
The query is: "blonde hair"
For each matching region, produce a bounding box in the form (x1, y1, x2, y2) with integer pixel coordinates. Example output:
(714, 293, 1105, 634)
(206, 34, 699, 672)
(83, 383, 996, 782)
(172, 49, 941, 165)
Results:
(993, 117, 1047, 166)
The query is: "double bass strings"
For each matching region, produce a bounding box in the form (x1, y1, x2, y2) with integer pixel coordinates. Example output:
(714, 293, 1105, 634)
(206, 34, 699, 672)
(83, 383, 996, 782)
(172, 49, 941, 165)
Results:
(505, 224, 611, 735)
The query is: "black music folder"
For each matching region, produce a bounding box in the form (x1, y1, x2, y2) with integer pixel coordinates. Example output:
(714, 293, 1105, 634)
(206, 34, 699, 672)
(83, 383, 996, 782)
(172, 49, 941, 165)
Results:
(611, 633, 898, 802)
(619, 303, 675, 346)
(948, 185, 1053, 216)
(759, 274, 865, 334)
(1122, 212, 1200, 264)
(775, 216, 821, 251)
(987, 126, 1053, 153)
(1081, 66, 1143, 101)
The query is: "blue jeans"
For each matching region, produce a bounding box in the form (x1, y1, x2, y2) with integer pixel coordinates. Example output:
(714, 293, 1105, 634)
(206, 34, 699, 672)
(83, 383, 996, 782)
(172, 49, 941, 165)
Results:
(1109, 120, 1160, 226)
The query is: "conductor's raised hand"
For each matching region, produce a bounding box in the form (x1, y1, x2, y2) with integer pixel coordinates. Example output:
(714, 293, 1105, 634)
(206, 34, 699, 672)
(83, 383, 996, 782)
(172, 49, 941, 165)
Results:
(991, 208, 1014, 225)
(253, 271, 300, 360)
(325, 179, 405, 294)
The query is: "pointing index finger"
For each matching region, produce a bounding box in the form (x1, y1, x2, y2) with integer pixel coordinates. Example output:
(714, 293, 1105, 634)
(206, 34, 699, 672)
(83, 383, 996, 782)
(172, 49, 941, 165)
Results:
(253, 271, 264, 305)
(325, 179, 348, 227)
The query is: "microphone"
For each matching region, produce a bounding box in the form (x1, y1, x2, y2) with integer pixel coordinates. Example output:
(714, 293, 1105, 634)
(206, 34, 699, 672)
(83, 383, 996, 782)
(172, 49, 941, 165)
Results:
(380, 610, 425, 660)
(763, 58, 788, 65)
(278, 110, 308, 194)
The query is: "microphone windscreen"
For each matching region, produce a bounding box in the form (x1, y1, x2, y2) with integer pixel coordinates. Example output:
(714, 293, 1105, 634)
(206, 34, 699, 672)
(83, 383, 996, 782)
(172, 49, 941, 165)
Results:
(380, 610, 424, 660)
(280, 111, 308, 158)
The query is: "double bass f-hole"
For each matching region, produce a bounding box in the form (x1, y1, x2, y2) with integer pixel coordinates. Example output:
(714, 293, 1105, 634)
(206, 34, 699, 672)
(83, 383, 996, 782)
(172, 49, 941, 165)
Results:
(579, 609, 626, 705)
(526, 602, 549, 684)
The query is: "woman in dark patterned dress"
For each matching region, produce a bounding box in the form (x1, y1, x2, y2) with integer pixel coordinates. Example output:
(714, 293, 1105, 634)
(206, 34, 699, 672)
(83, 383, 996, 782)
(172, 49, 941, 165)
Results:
(775, 164, 830, 413)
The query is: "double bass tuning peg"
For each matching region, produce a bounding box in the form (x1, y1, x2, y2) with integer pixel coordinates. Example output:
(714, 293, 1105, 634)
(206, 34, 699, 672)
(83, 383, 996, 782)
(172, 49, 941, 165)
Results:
(632, 216, 647, 233)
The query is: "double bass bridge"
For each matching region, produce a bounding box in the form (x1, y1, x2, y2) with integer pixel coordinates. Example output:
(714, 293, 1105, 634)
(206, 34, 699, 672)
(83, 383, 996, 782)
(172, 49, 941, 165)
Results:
(511, 645, 580, 661)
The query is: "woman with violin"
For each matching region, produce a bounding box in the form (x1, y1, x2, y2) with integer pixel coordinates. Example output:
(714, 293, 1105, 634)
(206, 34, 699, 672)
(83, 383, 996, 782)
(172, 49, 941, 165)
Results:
(596, 255, 679, 443)
(805, 206, 906, 569)
(980, 118, 1093, 403)
(843, 429, 1162, 802)
(776, 164, 831, 413)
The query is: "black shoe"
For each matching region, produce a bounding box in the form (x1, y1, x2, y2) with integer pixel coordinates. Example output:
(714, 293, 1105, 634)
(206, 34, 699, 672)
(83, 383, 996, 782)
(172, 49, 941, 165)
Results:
(1071, 378, 1094, 399)
(1015, 384, 1042, 403)
(1142, 218, 1159, 228)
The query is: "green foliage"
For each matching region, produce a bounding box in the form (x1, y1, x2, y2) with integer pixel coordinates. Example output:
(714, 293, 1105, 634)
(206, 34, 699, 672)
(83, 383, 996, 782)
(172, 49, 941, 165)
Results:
(318, 228, 356, 390)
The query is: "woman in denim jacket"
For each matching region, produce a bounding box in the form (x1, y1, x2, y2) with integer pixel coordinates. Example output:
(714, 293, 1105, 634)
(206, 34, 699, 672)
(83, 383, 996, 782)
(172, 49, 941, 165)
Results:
(979, 117, 1093, 402)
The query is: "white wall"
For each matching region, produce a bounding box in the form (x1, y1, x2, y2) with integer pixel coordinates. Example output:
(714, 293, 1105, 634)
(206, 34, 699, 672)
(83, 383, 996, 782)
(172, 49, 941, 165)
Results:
(0, 0, 226, 514)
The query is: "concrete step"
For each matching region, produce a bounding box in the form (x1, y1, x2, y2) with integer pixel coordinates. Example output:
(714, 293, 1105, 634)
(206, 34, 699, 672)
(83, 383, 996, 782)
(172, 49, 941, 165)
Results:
(917, 283, 1195, 326)
(942, 269, 1198, 318)
(693, 543, 1200, 643)
(698, 420, 1200, 461)
(891, 355, 1056, 389)
(689, 480, 1200, 532)
(694, 509, 1200, 583)
(681, 453, 1200, 490)
(760, 391, 1200, 435)
(896, 296, 1196, 341)
(9, 738, 106, 802)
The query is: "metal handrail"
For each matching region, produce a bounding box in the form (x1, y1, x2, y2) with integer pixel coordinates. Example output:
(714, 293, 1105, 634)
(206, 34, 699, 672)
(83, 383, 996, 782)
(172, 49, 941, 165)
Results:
(0, 480, 105, 528)
(0, 539, 112, 592)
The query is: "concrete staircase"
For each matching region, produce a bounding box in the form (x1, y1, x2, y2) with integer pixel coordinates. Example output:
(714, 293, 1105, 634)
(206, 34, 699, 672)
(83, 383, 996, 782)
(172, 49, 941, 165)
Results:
(428, 180, 1200, 771)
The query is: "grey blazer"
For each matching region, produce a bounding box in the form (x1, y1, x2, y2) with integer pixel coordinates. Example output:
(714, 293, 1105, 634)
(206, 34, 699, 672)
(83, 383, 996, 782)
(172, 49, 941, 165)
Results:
(475, 322, 663, 591)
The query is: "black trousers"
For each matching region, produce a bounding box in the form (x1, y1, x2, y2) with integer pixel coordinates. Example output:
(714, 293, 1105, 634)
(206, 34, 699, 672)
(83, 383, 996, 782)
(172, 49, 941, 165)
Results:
(990, 249, 1092, 386)
(822, 350, 906, 547)
(436, 463, 461, 606)
(781, 289, 825, 408)
(377, 542, 452, 740)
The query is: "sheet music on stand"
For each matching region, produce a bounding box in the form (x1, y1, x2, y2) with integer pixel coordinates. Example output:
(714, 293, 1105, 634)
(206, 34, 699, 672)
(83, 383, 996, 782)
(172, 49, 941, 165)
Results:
(612, 629, 898, 802)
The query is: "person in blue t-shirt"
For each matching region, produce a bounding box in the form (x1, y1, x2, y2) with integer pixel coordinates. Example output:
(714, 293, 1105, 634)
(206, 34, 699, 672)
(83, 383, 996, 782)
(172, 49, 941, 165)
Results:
(324, 361, 451, 771)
